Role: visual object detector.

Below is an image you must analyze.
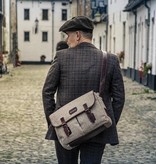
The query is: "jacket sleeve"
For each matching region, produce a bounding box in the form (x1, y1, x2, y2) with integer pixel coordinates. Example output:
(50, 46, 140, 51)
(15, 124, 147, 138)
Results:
(110, 55, 125, 124)
(42, 54, 60, 127)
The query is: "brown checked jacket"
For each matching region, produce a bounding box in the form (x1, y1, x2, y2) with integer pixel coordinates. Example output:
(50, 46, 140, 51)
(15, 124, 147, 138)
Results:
(42, 42, 125, 145)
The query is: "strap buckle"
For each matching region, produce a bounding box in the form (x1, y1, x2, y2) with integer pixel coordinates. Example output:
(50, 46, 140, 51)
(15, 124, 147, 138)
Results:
(83, 103, 96, 123)
(60, 117, 72, 137)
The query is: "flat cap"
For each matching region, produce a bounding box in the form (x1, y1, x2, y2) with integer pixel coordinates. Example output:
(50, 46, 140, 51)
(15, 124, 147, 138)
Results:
(59, 16, 94, 33)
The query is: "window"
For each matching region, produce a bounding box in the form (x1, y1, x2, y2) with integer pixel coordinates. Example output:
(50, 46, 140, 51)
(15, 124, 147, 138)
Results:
(62, 2, 67, 6)
(24, 32, 30, 41)
(24, 9, 30, 20)
(42, 32, 48, 42)
(62, 9, 67, 21)
(42, 9, 48, 20)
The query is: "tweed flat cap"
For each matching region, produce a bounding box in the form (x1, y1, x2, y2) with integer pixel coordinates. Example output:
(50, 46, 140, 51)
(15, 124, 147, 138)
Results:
(59, 16, 94, 33)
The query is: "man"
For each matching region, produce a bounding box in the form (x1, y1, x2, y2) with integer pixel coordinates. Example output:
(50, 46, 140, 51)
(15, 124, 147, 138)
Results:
(56, 41, 69, 51)
(42, 16, 125, 164)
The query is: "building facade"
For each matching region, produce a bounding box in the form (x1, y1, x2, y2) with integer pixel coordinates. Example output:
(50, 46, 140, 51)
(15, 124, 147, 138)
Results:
(108, 0, 129, 69)
(70, 0, 91, 17)
(9, 0, 18, 66)
(124, 0, 156, 90)
(92, 0, 108, 51)
(6, 0, 156, 90)
(16, 0, 108, 63)
(17, 0, 70, 63)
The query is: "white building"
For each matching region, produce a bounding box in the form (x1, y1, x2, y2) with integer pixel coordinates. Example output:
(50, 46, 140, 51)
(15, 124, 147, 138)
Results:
(108, 0, 129, 69)
(149, 0, 156, 80)
(17, 0, 71, 63)
(93, 21, 107, 51)
(92, 0, 108, 51)
(124, 0, 156, 90)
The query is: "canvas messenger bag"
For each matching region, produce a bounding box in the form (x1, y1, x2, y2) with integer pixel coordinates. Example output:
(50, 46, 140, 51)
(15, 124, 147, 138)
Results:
(49, 52, 112, 150)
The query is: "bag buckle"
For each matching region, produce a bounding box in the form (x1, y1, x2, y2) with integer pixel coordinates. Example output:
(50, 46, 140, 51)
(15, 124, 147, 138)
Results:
(83, 103, 96, 123)
(60, 117, 72, 137)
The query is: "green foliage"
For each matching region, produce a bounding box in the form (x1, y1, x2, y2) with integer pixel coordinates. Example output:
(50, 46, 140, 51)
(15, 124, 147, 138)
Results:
(143, 63, 152, 75)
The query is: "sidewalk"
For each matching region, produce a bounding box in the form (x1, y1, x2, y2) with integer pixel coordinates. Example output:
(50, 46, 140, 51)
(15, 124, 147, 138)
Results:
(0, 65, 156, 164)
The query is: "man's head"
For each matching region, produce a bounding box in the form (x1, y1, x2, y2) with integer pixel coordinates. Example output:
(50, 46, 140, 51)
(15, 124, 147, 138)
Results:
(56, 41, 69, 51)
(59, 16, 94, 48)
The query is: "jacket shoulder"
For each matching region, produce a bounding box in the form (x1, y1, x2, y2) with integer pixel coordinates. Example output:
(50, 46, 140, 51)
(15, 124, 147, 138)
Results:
(107, 52, 118, 60)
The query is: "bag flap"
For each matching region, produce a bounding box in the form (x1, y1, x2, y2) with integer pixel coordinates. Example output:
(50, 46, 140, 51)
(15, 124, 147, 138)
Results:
(49, 91, 96, 127)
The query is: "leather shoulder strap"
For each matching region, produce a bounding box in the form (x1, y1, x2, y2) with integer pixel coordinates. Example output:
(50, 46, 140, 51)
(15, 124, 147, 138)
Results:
(99, 51, 108, 96)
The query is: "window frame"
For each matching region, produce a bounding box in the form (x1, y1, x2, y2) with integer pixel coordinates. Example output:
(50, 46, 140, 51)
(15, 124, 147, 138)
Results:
(42, 31, 48, 42)
(24, 31, 30, 42)
(24, 9, 30, 20)
(62, 9, 67, 21)
(42, 9, 48, 20)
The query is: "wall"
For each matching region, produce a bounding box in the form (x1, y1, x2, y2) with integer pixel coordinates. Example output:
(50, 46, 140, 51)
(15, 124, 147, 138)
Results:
(149, 0, 156, 75)
(108, 0, 129, 69)
(93, 22, 107, 51)
(125, 0, 156, 90)
(17, 0, 70, 63)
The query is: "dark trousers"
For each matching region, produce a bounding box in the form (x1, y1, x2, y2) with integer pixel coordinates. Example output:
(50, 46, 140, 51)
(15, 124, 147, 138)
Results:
(54, 141, 105, 164)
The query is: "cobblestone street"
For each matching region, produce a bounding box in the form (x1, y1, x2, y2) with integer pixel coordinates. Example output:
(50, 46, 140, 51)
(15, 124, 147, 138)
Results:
(0, 65, 156, 164)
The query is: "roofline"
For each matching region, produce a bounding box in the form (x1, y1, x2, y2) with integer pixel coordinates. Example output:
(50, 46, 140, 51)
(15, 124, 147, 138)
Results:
(17, 0, 70, 2)
(123, 0, 149, 12)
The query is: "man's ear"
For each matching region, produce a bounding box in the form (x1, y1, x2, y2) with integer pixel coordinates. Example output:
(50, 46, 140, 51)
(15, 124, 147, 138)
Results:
(76, 31, 81, 41)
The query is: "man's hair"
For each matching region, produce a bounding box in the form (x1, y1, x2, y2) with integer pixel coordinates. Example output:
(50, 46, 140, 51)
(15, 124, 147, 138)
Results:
(80, 31, 93, 40)
(56, 41, 69, 51)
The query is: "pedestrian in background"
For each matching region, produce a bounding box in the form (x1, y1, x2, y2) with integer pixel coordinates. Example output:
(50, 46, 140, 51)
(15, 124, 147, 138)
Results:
(50, 41, 68, 64)
(0, 52, 3, 78)
(56, 41, 69, 51)
(15, 50, 21, 67)
(42, 16, 125, 164)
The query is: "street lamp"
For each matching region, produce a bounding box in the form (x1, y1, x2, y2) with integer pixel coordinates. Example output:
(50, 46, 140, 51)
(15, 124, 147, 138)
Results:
(94, 12, 101, 23)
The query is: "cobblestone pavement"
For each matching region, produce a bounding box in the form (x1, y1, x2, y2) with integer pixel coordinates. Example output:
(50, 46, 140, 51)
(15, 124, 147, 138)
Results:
(0, 65, 156, 164)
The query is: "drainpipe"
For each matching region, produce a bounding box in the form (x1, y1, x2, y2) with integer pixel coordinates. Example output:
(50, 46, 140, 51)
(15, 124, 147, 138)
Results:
(51, 2, 55, 61)
(133, 10, 137, 80)
(105, 15, 108, 51)
(144, 0, 150, 63)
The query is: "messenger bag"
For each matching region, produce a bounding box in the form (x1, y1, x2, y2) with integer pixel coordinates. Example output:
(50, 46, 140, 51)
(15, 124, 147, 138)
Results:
(49, 51, 112, 150)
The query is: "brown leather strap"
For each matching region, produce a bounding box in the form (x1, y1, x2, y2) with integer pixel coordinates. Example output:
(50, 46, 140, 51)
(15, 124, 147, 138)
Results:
(60, 117, 72, 137)
(83, 103, 96, 123)
(99, 51, 108, 96)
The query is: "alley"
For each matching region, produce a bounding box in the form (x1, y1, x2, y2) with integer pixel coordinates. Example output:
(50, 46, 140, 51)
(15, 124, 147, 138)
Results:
(0, 65, 156, 164)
